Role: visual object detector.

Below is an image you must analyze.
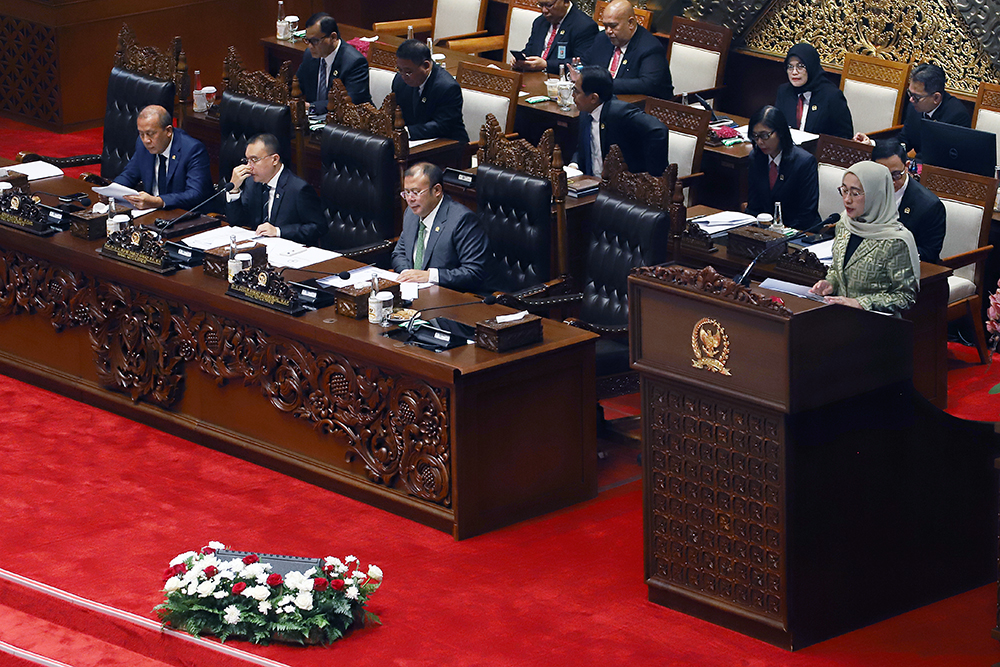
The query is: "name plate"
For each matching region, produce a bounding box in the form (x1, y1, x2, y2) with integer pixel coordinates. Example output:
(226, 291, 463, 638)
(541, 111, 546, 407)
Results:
(225, 266, 306, 316)
(99, 227, 175, 273)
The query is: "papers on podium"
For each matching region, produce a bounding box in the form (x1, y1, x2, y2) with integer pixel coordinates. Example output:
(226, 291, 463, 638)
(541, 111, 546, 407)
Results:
(5, 161, 64, 181)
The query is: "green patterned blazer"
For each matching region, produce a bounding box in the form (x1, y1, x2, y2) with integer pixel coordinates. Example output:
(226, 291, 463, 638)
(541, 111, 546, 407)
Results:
(825, 221, 919, 314)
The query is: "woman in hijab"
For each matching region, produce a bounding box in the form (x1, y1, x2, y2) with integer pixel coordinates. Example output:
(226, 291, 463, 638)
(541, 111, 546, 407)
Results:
(774, 43, 854, 139)
(810, 161, 920, 314)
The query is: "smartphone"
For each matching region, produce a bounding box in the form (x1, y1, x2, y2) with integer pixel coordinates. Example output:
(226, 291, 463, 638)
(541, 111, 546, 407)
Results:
(510, 50, 527, 62)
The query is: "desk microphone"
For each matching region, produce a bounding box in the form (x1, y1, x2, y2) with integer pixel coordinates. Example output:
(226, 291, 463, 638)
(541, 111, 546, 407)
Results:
(155, 180, 234, 231)
(787, 213, 840, 244)
(405, 294, 497, 334)
(735, 214, 840, 286)
(692, 93, 720, 123)
(275, 267, 352, 279)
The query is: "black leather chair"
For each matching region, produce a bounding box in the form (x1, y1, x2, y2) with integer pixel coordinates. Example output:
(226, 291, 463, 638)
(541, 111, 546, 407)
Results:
(476, 164, 553, 295)
(318, 123, 401, 262)
(218, 90, 293, 183)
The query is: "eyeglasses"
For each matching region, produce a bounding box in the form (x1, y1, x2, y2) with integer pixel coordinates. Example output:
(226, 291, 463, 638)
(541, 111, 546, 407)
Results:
(786, 63, 807, 72)
(400, 187, 430, 200)
(536, 0, 558, 8)
(889, 170, 906, 181)
(837, 186, 864, 198)
(749, 130, 775, 141)
(907, 89, 931, 103)
(303, 35, 329, 46)
(243, 154, 276, 165)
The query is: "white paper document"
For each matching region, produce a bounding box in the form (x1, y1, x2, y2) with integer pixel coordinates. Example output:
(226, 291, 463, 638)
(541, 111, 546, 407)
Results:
(758, 278, 827, 302)
(317, 265, 433, 291)
(689, 211, 756, 234)
(268, 246, 342, 269)
(736, 126, 819, 146)
(804, 238, 835, 264)
(181, 226, 256, 250)
(409, 138, 436, 148)
(6, 161, 64, 181)
(93, 183, 140, 199)
(563, 165, 584, 178)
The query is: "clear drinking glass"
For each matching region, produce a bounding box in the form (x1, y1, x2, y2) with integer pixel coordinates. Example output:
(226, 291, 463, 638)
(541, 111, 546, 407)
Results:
(557, 81, 573, 111)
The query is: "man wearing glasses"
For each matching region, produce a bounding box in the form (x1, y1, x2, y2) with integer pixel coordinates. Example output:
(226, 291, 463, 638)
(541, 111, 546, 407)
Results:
(296, 13, 371, 113)
(392, 40, 469, 143)
(391, 162, 491, 291)
(226, 133, 325, 246)
(513, 0, 598, 74)
(854, 63, 970, 158)
(872, 137, 946, 264)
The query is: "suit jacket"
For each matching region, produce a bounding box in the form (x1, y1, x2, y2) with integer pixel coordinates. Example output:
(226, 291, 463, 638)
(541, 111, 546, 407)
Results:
(573, 98, 668, 176)
(226, 167, 326, 246)
(392, 65, 469, 143)
(583, 25, 671, 98)
(296, 42, 371, 111)
(774, 80, 853, 139)
(898, 176, 946, 264)
(114, 127, 212, 211)
(391, 195, 491, 292)
(896, 92, 971, 157)
(523, 5, 599, 75)
(745, 144, 821, 231)
(826, 219, 918, 313)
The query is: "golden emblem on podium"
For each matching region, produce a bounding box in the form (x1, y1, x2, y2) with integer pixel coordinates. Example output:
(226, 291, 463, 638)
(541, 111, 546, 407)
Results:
(691, 318, 731, 375)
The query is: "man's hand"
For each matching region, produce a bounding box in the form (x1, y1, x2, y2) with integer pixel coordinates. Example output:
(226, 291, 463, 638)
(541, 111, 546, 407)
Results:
(255, 222, 279, 237)
(231, 163, 253, 190)
(853, 132, 874, 146)
(514, 56, 547, 72)
(123, 192, 164, 210)
(398, 269, 431, 283)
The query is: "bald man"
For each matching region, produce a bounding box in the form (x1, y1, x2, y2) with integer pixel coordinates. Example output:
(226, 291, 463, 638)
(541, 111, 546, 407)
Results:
(582, 0, 671, 98)
(114, 105, 212, 210)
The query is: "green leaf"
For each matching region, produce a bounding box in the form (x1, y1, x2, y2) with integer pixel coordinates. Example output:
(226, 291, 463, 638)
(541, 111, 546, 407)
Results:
(989, 383, 1000, 394)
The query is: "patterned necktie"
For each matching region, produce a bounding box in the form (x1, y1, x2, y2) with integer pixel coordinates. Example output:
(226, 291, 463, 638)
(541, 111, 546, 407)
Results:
(796, 94, 804, 128)
(541, 24, 558, 59)
(769, 160, 778, 189)
(609, 47, 623, 78)
(318, 58, 329, 105)
(158, 154, 168, 195)
(413, 221, 427, 270)
(261, 184, 271, 224)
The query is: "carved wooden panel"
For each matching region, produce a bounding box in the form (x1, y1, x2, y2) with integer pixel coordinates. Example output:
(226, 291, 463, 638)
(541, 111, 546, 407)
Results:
(114, 24, 178, 82)
(0, 243, 453, 507)
(0, 15, 60, 124)
(645, 101, 710, 134)
(981, 85, 1000, 112)
(223, 47, 290, 104)
(477, 114, 556, 181)
(920, 169, 996, 206)
(367, 43, 398, 71)
(326, 79, 409, 160)
(602, 145, 679, 211)
(842, 56, 907, 86)
(673, 19, 729, 51)
(646, 376, 786, 621)
(634, 265, 794, 315)
(457, 67, 518, 95)
(815, 136, 872, 168)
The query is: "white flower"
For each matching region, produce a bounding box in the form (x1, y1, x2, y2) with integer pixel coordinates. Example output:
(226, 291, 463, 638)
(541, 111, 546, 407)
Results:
(324, 557, 342, 569)
(367, 565, 383, 581)
(163, 576, 183, 593)
(197, 580, 217, 597)
(223, 605, 241, 625)
(213, 591, 227, 599)
(345, 586, 359, 600)
(185, 583, 198, 596)
(281, 605, 296, 614)
(284, 571, 312, 592)
(294, 591, 314, 611)
(345, 555, 358, 564)
(258, 600, 272, 614)
(278, 595, 295, 606)
(170, 551, 197, 567)
(246, 585, 271, 601)
(243, 562, 266, 581)
(351, 570, 367, 581)
(303, 567, 317, 578)
(208, 541, 226, 550)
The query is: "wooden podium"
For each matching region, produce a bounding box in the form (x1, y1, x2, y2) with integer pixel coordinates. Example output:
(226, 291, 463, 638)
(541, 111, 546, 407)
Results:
(630, 265, 999, 649)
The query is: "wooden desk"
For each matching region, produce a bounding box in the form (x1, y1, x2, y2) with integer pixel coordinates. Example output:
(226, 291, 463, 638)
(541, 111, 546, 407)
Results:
(0, 173, 599, 540)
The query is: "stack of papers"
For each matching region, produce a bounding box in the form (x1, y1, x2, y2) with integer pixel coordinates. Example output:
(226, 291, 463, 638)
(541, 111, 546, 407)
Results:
(181, 226, 257, 250)
(805, 238, 834, 265)
(254, 237, 342, 269)
(4, 161, 63, 181)
(758, 278, 827, 302)
(736, 126, 819, 146)
(317, 266, 433, 291)
(689, 211, 756, 234)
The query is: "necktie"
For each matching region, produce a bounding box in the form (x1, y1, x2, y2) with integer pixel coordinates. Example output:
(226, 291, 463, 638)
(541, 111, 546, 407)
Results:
(796, 94, 804, 128)
(261, 184, 271, 225)
(541, 24, 558, 59)
(158, 154, 168, 196)
(413, 221, 427, 270)
(609, 47, 623, 78)
(769, 160, 778, 189)
(318, 58, 329, 105)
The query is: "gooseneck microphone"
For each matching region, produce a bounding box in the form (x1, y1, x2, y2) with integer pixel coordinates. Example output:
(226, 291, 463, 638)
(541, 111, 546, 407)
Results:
(735, 214, 839, 287)
(405, 294, 497, 334)
(155, 180, 234, 231)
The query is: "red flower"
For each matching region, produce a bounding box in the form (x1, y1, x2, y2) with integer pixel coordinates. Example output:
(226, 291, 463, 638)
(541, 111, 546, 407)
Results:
(232, 582, 247, 595)
(330, 579, 345, 591)
(203, 566, 218, 578)
(267, 573, 283, 586)
(201, 546, 216, 555)
(313, 577, 329, 591)
(162, 563, 187, 582)
(243, 554, 259, 565)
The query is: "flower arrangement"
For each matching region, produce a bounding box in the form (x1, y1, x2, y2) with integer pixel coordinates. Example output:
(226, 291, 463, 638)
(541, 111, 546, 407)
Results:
(154, 542, 382, 645)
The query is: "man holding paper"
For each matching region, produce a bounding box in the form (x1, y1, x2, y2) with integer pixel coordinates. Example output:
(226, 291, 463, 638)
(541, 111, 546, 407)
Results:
(113, 105, 212, 211)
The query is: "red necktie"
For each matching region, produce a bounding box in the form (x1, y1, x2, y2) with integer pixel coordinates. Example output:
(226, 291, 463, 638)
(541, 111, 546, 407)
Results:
(796, 94, 804, 128)
(541, 24, 558, 59)
(769, 160, 778, 189)
(609, 47, 623, 78)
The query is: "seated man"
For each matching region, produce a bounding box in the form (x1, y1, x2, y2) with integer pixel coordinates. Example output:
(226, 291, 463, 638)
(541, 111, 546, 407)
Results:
(391, 40, 469, 143)
(854, 63, 971, 158)
(114, 105, 212, 211)
(296, 13, 371, 112)
(583, 0, 671, 98)
(391, 162, 491, 292)
(872, 137, 946, 264)
(514, 0, 598, 75)
(225, 133, 325, 246)
(569, 66, 668, 177)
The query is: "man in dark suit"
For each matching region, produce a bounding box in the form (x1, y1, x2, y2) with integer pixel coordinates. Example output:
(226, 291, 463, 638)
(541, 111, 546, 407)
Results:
(514, 0, 598, 75)
(583, 0, 671, 98)
(855, 63, 971, 158)
(296, 13, 371, 112)
(873, 137, 946, 264)
(225, 133, 326, 246)
(114, 105, 212, 211)
(570, 66, 668, 177)
(392, 40, 469, 143)
(391, 162, 491, 292)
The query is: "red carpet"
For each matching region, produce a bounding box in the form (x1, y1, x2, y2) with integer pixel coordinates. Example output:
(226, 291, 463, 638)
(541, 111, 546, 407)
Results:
(945, 341, 1000, 421)
(0, 116, 106, 180)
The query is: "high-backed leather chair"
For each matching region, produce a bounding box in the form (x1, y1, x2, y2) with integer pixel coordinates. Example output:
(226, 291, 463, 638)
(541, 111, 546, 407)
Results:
(18, 24, 186, 182)
(318, 80, 408, 262)
(217, 47, 297, 183)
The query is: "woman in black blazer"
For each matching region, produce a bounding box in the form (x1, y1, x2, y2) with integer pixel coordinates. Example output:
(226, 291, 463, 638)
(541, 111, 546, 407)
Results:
(774, 43, 853, 139)
(745, 105, 821, 231)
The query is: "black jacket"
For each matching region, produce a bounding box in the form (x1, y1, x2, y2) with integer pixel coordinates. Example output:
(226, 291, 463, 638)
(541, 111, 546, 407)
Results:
(392, 65, 469, 143)
(226, 167, 326, 246)
(523, 5, 599, 75)
(897, 92, 971, 157)
(583, 25, 672, 98)
(775, 80, 853, 139)
(898, 176, 946, 264)
(296, 42, 371, 111)
(746, 144, 821, 231)
(573, 98, 668, 176)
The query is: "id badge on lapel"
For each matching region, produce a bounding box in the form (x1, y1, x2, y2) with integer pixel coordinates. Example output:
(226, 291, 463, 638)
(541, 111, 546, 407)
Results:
(557, 44, 567, 61)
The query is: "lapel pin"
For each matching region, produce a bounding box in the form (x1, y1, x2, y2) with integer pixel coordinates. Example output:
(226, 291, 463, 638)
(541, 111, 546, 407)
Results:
(421, 97, 427, 103)
(812, 105, 817, 111)
(333, 70, 339, 76)
(559, 30, 565, 34)
(622, 59, 628, 65)
(904, 207, 910, 214)
(600, 123, 605, 130)
(779, 174, 785, 181)
(435, 226, 440, 232)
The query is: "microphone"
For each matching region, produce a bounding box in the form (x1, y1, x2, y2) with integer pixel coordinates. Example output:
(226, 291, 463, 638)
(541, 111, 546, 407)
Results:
(735, 213, 841, 286)
(405, 294, 497, 334)
(276, 267, 352, 279)
(692, 93, 719, 123)
(155, 181, 234, 231)
(787, 213, 839, 244)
